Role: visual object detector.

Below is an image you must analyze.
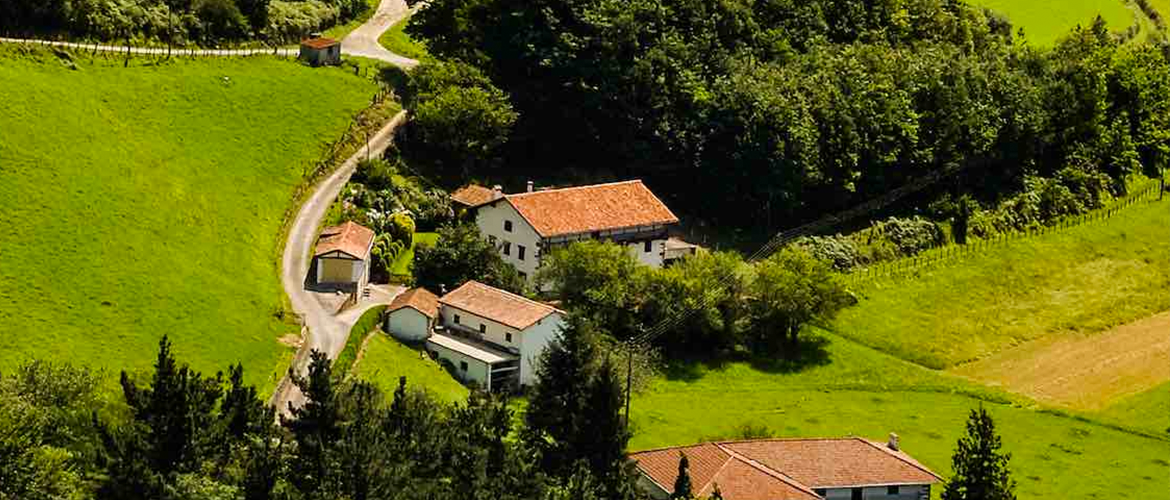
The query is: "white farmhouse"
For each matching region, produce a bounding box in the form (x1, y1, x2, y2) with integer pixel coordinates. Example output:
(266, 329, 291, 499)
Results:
(472, 180, 680, 281)
(423, 281, 566, 391)
(630, 436, 942, 500)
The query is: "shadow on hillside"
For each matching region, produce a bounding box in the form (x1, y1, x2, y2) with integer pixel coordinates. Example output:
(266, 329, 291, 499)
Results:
(659, 335, 832, 382)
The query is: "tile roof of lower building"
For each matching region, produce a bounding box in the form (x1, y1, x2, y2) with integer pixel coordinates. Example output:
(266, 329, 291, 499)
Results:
(450, 184, 500, 207)
(502, 180, 679, 237)
(629, 438, 942, 500)
(438, 281, 562, 330)
(387, 288, 440, 318)
(314, 221, 374, 259)
(301, 37, 340, 49)
(427, 332, 517, 365)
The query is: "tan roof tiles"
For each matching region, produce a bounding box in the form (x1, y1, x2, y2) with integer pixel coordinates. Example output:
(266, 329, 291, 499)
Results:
(438, 281, 562, 330)
(450, 184, 501, 208)
(503, 180, 678, 238)
(630, 438, 942, 500)
(387, 288, 440, 319)
(314, 221, 374, 260)
(301, 37, 340, 50)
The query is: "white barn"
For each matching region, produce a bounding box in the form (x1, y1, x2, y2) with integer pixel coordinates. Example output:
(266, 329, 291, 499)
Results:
(471, 180, 680, 283)
(384, 287, 440, 342)
(425, 281, 565, 391)
(313, 221, 374, 292)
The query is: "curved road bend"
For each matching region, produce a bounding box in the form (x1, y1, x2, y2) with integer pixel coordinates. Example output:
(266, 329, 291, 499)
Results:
(271, 111, 409, 414)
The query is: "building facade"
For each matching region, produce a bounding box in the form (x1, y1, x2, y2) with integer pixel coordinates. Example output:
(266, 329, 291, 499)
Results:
(472, 180, 680, 283)
(313, 221, 374, 292)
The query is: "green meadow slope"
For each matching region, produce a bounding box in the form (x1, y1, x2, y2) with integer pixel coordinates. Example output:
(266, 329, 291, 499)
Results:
(972, 0, 1136, 45)
(0, 47, 379, 394)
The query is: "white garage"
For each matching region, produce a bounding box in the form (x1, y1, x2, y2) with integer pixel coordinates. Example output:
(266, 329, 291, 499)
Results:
(384, 287, 439, 342)
(314, 221, 374, 291)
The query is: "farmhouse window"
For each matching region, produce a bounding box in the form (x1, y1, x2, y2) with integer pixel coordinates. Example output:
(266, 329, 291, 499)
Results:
(505, 333, 513, 343)
(643, 240, 652, 253)
(518, 245, 526, 260)
(504, 220, 513, 232)
(454, 314, 461, 324)
(479, 324, 486, 334)
(519, 272, 527, 280)
(851, 488, 862, 500)
(460, 361, 468, 372)
(503, 242, 512, 256)
(888, 486, 900, 495)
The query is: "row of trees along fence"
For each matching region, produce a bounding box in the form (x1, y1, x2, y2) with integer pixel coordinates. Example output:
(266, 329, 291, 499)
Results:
(845, 179, 1166, 287)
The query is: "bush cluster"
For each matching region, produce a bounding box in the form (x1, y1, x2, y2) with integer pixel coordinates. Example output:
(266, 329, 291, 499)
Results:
(793, 216, 943, 271)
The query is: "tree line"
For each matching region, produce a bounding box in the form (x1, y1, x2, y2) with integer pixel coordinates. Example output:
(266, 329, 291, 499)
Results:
(401, 0, 1170, 237)
(0, 0, 369, 45)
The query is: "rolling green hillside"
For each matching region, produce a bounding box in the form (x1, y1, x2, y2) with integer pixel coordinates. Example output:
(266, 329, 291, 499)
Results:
(0, 47, 379, 395)
(974, 0, 1136, 45)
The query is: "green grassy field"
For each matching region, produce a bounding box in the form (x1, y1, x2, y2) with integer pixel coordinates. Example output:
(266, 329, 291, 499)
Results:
(629, 332, 1170, 499)
(336, 305, 386, 377)
(973, 0, 1136, 45)
(354, 333, 469, 403)
(0, 47, 380, 395)
(379, 14, 429, 59)
(389, 231, 438, 276)
(1099, 382, 1170, 435)
(833, 200, 1170, 369)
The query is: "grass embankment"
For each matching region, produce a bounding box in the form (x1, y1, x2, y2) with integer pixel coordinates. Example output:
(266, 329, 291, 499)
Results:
(378, 13, 429, 59)
(354, 333, 469, 403)
(335, 305, 386, 377)
(972, 0, 1135, 45)
(0, 46, 379, 396)
(833, 199, 1169, 369)
(1100, 382, 1170, 435)
(389, 231, 438, 276)
(629, 332, 1170, 499)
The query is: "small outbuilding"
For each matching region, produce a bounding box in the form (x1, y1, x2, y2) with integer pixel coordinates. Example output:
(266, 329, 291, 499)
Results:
(300, 36, 342, 66)
(314, 221, 374, 291)
(384, 287, 440, 342)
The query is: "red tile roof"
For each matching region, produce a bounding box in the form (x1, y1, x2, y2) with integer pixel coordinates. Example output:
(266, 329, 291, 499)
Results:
(450, 184, 500, 207)
(301, 37, 340, 50)
(502, 180, 679, 238)
(387, 288, 440, 318)
(314, 221, 374, 259)
(438, 281, 562, 330)
(630, 438, 942, 499)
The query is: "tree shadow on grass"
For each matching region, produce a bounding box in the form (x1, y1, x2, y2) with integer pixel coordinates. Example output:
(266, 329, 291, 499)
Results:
(746, 334, 832, 374)
(658, 335, 832, 382)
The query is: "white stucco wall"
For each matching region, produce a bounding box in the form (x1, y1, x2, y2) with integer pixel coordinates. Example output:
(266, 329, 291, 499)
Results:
(439, 305, 524, 353)
(821, 484, 931, 500)
(427, 339, 491, 389)
(626, 238, 667, 267)
(385, 308, 431, 342)
(475, 201, 542, 280)
(518, 311, 565, 386)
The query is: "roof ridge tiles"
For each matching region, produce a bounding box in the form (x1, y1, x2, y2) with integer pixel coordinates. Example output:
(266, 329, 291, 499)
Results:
(503, 179, 643, 199)
(855, 438, 944, 481)
(713, 443, 823, 499)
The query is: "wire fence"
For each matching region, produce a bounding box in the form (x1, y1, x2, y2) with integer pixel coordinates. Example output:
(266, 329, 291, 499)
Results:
(0, 35, 301, 58)
(843, 178, 1167, 287)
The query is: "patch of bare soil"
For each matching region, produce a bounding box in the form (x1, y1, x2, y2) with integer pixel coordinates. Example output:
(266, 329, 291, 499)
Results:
(278, 333, 304, 349)
(950, 312, 1170, 410)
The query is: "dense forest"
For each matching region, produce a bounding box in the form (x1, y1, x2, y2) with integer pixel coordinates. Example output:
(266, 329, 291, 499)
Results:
(403, 0, 1170, 241)
(0, 0, 368, 44)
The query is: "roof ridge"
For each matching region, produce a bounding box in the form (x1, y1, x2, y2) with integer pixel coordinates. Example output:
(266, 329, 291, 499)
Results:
(715, 436, 859, 445)
(856, 438, 944, 481)
(696, 447, 737, 498)
(714, 443, 821, 499)
(447, 280, 563, 314)
(628, 441, 728, 457)
(503, 179, 644, 200)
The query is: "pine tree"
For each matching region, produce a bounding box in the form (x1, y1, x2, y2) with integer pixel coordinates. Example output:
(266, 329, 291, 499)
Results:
(283, 350, 343, 495)
(942, 406, 1017, 500)
(576, 356, 629, 476)
(671, 453, 693, 500)
(524, 314, 599, 477)
(220, 363, 263, 441)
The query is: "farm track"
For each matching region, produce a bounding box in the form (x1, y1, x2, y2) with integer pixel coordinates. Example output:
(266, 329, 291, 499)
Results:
(950, 311, 1170, 410)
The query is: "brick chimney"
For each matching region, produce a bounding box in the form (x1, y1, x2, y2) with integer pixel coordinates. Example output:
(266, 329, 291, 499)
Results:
(888, 433, 900, 451)
(491, 185, 503, 200)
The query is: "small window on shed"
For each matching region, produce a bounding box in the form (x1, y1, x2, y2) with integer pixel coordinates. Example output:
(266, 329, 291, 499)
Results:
(851, 487, 863, 500)
(644, 240, 652, 253)
(459, 361, 468, 372)
(504, 220, 513, 232)
(505, 333, 513, 342)
(887, 486, 900, 495)
(454, 314, 461, 324)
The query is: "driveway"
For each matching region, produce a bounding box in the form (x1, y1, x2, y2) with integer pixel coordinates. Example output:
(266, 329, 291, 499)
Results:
(341, 0, 421, 68)
(270, 112, 409, 415)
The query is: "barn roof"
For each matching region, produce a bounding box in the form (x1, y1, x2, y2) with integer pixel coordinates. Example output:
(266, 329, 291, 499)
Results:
(387, 288, 440, 319)
(450, 184, 500, 208)
(629, 438, 942, 499)
(438, 281, 562, 330)
(301, 37, 340, 50)
(501, 180, 678, 238)
(314, 221, 374, 259)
